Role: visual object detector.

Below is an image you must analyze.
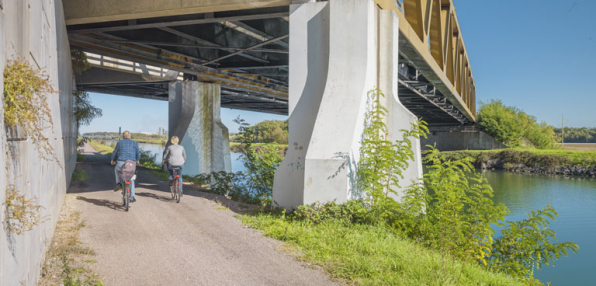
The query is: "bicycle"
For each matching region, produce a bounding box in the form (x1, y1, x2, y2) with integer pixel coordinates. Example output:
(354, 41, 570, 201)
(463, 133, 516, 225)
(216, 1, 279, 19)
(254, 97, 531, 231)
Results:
(122, 173, 137, 211)
(170, 167, 182, 203)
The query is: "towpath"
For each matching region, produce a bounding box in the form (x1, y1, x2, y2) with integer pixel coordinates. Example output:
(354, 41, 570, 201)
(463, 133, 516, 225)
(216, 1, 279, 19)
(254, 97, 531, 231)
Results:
(68, 144, 334, 285)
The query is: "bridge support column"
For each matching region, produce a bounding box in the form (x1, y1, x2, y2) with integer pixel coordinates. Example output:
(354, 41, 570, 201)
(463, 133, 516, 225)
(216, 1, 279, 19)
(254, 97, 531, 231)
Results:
(168, 81, 231, 175)
(272, 0, 423, 208)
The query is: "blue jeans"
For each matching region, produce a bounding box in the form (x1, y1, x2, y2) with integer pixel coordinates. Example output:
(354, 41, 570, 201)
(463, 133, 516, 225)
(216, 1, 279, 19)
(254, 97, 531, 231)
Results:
(115, 161, 135, 198)
(168, 165, 183, 185)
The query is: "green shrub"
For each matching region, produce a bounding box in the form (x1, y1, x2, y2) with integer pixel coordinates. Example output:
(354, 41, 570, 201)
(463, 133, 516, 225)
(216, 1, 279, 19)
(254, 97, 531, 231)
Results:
(477, 100, 558, 149)
(233, 116, 283, 204)
(139, 149, 159, 169)
(488, 206, 579, 285)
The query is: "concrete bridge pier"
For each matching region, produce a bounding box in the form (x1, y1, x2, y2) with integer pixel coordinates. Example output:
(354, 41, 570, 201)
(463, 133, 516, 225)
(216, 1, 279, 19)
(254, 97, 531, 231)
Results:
(168, 81, 231, 176)
(272, 0, 423, 209)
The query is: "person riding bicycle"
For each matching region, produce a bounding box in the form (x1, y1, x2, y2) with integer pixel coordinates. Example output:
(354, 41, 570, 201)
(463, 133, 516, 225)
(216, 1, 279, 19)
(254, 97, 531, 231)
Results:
(111, 131, 140, 202)
(161, 136, 186, 189)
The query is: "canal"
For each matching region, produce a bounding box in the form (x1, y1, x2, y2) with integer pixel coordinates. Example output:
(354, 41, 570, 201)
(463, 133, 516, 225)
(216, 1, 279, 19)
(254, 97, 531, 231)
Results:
(485, 170, 596, 285)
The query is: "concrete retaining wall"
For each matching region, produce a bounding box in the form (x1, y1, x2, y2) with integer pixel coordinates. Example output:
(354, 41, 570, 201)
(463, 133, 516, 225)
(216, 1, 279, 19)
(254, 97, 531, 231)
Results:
(0, 0, 77, 285)
(422, 128, 507, 151)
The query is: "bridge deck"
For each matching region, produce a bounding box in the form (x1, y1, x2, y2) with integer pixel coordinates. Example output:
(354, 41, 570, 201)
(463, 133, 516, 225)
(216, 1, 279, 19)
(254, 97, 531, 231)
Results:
(68, 0, 476, 124)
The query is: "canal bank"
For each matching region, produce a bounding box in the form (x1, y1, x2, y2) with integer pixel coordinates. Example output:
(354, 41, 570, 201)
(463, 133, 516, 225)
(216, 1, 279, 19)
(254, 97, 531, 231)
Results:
(438, 148, 596, 178)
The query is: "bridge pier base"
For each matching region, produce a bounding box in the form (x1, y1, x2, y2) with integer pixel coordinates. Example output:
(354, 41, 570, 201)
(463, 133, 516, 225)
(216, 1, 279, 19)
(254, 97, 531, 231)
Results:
(168, 81, 231, 176)
(272, 0, 423, 209)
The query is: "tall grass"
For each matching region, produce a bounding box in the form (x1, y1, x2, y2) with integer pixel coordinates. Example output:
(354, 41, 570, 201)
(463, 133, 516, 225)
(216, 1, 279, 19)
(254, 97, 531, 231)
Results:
(242, 213, 522, 286)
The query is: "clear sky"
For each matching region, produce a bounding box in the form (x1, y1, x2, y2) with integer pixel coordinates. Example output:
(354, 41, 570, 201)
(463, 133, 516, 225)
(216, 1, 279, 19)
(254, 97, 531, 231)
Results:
(456, 0, 596, 128)
(80, 0, 596, 134)
(79, 93, 287, 134)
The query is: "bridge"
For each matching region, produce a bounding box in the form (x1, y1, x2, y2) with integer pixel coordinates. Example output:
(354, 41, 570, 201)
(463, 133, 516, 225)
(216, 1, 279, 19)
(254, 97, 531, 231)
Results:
(63, 0, 478, 207)
(0, 0, 479, 284)
(67, 0, 475, 124)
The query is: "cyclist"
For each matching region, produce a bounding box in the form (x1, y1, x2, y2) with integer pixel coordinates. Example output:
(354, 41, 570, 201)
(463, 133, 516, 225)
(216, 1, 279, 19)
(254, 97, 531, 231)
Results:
(111, 131, 140, 202)
(162, 136, 186, 191)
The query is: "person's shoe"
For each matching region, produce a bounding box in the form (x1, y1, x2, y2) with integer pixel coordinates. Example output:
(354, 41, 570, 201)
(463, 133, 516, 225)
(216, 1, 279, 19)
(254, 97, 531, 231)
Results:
(113, 183, 122, 192)
(130, 197, 136, 203)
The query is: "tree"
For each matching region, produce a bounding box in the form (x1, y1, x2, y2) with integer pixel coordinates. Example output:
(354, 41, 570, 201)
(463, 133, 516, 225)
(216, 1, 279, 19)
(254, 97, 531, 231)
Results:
(74, 91, 102, 127)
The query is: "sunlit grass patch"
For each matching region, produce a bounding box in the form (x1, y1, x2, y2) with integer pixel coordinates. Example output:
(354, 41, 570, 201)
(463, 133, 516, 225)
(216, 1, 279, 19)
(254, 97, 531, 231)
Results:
(242, 213, 522, 286)
(72, 170, 89, 181)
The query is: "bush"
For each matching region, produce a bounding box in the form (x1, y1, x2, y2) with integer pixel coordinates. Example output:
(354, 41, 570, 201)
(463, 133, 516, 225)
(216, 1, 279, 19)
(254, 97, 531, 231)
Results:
(139, 149, 158, 169)
(349, 89, 576, 284)
(233, 117, 283, 204)
(477, 100, 558, 149)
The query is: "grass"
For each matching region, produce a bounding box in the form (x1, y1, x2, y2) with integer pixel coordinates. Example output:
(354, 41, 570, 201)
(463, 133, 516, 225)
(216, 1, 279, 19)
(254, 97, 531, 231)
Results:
(135, 138, 166, 145)
(241, 213, 522, 286)
(87, 140, 114, 156)
(77, 153, 86, 162)
(440, 148, 596, 168)
(151, 170, 170, 181)
(72, 170, 89, 181)
(230, 142, 288, 153)
(561, 143, 596, 151)
(40, 197, 102, 286)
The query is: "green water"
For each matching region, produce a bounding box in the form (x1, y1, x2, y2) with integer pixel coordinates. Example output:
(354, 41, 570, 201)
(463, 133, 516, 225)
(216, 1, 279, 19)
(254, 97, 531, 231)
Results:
(483, 171, 596, 285)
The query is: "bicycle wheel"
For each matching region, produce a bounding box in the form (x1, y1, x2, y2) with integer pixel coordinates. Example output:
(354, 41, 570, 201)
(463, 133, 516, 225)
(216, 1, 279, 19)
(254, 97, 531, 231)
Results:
(175, 179, 181, 203)
(124, 184, 130, 212)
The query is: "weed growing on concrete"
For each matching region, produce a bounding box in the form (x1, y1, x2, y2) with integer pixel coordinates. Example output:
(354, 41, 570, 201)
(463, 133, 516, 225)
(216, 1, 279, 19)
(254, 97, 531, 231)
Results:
(3, 185, 45, 235)
(3, 58, 60, 165)
(40, 203, 102, 286)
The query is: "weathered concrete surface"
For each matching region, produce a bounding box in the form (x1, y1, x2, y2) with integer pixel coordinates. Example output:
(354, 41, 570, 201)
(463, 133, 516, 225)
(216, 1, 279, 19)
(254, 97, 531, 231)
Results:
(272, 2, 329, 208)
(422, 127, 507, 151)
(0, 0, 77, 285)
(273, 0, 423, 208)
(73, 144, 336, 285)
(169, 81, 231, 175)
(378, 10, 423, 202)
(63, 0, 291, 25)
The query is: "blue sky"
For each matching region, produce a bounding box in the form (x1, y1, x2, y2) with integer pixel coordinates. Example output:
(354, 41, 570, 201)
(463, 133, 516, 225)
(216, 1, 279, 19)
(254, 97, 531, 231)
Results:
(456, 0, 596, 128)
(79, 93, 286, 134)
(80, 0, 596, 134)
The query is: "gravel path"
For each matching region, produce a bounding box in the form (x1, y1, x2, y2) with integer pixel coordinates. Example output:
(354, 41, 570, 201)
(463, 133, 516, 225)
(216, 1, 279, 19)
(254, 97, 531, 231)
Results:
(71, 144, 335, 286)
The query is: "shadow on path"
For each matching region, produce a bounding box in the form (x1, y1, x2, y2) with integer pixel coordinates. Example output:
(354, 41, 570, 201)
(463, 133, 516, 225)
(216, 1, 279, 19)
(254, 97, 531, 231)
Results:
(135, 192, 174, 203)
(76, 196, 126, 212)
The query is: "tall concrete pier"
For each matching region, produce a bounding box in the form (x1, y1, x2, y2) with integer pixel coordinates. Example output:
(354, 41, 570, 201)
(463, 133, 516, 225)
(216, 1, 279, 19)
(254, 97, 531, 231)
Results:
(272, 0, 423, 208)
(169, 81, 232, 175)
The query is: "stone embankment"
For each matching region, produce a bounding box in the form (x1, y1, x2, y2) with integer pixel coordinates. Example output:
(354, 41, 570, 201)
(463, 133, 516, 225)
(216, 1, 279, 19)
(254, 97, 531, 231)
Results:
(480, 160, 596, 178)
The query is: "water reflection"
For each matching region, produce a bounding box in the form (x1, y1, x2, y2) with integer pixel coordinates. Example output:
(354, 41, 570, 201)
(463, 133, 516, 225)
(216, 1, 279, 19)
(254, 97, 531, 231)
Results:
(484, 171, 596, 285)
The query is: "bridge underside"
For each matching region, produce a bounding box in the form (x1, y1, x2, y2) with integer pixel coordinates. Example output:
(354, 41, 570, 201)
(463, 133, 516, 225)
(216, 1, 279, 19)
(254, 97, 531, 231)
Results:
(68, 5, 469, 124)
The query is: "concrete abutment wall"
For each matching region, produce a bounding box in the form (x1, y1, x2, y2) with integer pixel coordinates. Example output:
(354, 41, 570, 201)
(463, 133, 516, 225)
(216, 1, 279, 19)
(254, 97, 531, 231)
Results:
(272, 0, 423, 209)
(0, 1, 77, 285)
(422, 127, 508, 151)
